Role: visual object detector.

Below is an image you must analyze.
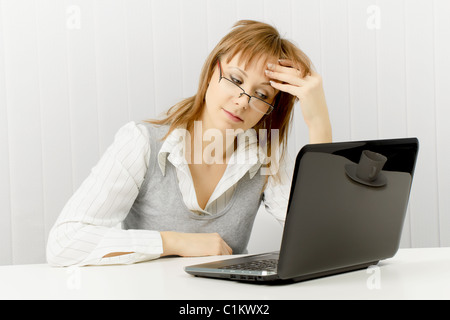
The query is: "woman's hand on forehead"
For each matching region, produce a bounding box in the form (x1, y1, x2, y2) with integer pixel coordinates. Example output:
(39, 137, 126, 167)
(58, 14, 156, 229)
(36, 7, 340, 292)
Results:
(265, 59, 331, 143)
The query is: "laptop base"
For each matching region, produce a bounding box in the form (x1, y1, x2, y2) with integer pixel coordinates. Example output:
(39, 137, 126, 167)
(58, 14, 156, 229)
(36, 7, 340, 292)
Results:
(185, 252, 379, 284)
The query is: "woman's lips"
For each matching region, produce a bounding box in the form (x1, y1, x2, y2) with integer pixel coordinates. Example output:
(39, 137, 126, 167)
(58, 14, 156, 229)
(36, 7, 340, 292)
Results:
(222, 109, 243, 122)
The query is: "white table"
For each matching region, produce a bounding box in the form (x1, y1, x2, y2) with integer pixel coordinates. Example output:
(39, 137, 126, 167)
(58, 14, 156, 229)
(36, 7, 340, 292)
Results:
(1, 248, 449, 300)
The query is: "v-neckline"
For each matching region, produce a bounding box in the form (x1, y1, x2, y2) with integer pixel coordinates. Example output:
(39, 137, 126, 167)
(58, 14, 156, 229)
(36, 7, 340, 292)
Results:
(187, 162, 229, 211)
(169, 161, 241, 218)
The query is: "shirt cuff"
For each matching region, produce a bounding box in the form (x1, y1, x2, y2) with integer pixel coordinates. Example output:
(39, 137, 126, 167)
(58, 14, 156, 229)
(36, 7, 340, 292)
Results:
(81, 229, 164, 266)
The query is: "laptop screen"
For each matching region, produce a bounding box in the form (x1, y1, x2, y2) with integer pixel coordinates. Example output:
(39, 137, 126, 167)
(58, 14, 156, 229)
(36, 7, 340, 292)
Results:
(278, 138, 418, 279)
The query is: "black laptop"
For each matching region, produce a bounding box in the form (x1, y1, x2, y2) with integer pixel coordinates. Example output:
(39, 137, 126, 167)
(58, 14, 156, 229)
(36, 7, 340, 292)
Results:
(184, 138, 419, 283)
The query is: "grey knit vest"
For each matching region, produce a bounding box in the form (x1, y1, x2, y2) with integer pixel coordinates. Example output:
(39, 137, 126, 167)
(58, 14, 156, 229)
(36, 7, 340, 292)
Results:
(123, 123, 267, 254)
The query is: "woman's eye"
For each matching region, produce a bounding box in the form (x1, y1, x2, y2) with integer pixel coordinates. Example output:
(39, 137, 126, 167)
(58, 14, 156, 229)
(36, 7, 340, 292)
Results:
(256, 92, 268, 100)
(230, 76, 243, 85)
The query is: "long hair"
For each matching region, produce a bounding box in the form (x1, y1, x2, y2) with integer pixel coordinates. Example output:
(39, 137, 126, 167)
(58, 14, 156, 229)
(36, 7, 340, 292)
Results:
(147, 20, 312, 185)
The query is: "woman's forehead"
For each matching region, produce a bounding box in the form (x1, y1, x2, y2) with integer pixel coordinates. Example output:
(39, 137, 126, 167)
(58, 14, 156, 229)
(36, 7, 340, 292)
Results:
(224, 52, 278, 71)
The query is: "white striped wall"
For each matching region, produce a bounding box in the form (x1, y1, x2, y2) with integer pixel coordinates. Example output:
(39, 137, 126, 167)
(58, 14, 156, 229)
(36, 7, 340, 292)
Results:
(0, 0, 449, 265)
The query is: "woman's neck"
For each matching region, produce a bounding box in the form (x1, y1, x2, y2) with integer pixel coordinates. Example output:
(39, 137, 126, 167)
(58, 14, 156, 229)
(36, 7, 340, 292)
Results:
(186, 121, 237, 166)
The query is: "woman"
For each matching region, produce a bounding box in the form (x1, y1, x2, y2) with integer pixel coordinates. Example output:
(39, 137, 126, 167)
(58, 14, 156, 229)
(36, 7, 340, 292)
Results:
(47, 20, 331, 266)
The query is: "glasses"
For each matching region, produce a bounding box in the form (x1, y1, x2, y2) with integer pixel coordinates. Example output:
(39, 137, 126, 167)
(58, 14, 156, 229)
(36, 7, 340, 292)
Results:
(217, 60, 276, 115)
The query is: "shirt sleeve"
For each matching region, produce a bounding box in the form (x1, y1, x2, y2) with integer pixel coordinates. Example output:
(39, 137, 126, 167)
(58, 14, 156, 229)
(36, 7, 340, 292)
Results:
(46, 121, 163, 267)
(262, 151, 295, 227)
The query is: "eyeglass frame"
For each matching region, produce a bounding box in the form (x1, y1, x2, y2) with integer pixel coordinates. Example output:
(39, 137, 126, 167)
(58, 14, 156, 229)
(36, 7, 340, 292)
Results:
(217, 59, 278, 115)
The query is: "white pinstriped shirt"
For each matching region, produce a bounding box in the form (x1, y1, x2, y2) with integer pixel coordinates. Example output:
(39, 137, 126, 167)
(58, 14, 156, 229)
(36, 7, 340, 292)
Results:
(46, 122, 294, 266)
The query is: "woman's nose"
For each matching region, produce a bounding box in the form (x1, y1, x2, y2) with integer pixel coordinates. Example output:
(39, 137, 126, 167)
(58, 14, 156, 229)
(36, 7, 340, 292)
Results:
(234, 92, 250, 108)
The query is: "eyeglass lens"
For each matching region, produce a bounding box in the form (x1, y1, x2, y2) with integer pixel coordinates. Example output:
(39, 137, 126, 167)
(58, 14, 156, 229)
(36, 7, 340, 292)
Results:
(218, 61, 274, 115)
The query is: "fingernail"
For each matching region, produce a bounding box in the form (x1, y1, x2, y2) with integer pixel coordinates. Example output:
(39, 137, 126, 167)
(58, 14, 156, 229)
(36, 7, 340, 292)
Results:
(267, 63, 274, 69)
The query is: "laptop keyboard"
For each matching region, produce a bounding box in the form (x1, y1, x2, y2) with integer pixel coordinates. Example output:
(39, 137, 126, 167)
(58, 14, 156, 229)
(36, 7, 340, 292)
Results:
(220, 259, 278, 272)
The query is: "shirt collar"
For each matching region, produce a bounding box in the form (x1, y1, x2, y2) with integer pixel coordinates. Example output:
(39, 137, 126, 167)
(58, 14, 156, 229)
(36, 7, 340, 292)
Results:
(157, 126, 267, 178)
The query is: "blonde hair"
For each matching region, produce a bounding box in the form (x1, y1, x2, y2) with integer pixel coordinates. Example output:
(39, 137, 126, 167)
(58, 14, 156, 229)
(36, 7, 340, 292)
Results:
(147, 20, 312, 185)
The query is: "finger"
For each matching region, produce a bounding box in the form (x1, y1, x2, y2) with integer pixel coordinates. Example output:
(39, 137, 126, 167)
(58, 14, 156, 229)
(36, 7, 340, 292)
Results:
(222, 241, 232, 255)
(268, 63, 299, 77)
(277, 60, 302, 74)
(269, 81, 299, 96)
(278, 59, 294, 67)
(265, 69, 305, 86)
